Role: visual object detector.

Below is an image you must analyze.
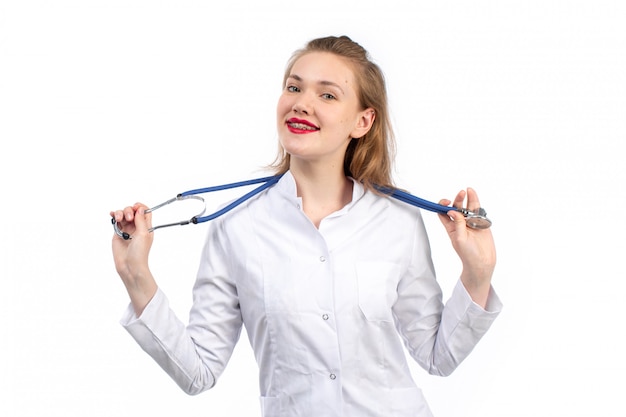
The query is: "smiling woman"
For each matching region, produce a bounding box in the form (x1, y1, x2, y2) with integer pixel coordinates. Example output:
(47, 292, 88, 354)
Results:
(275, 51, 376, 205)
(271, 36, 394, 194)
(110, 35, 501, 417)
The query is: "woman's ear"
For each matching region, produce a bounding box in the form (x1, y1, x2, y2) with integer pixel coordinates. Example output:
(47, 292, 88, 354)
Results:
(351, 108, 376, 139)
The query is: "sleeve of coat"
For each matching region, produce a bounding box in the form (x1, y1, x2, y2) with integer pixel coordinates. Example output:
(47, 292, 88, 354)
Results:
(121, 219, 243, 395)
(393, 212, 502, 377)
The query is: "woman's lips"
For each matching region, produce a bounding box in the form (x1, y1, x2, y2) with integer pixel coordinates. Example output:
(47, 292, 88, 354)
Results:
(286, 118, 319, 134)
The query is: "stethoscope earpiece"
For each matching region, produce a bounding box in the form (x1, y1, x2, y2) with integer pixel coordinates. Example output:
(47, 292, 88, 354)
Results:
(111, 217, 131, 240)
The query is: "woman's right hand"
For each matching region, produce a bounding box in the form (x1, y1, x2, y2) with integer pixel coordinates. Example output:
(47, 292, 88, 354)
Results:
(110, 203, 157, 316)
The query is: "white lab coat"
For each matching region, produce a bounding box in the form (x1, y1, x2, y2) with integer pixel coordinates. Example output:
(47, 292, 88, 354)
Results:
(122, 171, 502, 416)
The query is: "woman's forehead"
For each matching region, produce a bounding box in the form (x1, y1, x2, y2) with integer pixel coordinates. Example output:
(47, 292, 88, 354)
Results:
(289, 52, 356, 87)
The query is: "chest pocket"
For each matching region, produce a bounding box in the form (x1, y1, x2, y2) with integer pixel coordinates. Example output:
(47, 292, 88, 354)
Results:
(356, 262, 401, 322)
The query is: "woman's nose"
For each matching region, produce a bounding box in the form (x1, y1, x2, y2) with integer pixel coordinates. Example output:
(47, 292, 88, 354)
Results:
(292, 95, 311, 114)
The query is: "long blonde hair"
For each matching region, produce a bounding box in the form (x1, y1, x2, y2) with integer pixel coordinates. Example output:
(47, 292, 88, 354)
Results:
(270, 35, 396, 192)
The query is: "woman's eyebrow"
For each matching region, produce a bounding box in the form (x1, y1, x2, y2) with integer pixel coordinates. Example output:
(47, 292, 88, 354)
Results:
(287, 74, 345, 94)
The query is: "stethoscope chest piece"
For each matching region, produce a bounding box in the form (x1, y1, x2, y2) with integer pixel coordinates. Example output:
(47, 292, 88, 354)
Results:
(459, 207, 492, 229)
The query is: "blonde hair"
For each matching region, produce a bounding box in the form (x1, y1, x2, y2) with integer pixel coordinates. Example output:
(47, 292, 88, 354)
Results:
(270, 35, 396, 192)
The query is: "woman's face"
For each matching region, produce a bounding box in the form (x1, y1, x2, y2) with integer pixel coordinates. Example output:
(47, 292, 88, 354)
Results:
(276, 52, 374, 169)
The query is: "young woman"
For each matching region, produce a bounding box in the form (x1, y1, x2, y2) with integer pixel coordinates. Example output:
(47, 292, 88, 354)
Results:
(111, 35, 501, 417)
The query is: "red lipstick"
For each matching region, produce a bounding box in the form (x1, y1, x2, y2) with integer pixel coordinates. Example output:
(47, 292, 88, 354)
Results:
(286, 118, 320, 134)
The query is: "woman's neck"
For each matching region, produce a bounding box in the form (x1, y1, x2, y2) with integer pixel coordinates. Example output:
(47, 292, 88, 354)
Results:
(289, 161, 353, 228)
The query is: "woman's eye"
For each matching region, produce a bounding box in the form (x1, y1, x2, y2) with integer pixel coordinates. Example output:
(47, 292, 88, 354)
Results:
(322, 93, 336, 100)
(286, 85, 300, 93)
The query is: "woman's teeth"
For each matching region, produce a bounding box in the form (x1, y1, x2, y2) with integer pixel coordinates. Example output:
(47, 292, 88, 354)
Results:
(289, 122, 318, 130)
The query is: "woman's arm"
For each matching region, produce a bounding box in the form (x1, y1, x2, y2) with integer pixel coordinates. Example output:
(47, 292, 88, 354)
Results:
(438, 188, 496, 308)
(111, 203, 157, 316)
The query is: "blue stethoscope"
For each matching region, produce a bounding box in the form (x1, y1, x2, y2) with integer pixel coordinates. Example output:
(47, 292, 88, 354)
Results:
(112, 175, 491, 240)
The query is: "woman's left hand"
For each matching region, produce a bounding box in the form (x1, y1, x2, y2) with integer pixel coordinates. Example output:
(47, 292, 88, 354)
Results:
(438, 188, 496, 308)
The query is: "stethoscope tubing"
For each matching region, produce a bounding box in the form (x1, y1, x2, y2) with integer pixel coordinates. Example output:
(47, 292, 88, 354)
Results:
(375, 186, 453, 215)
(112, 175, 490, 240)
(187, 175, 282, 224)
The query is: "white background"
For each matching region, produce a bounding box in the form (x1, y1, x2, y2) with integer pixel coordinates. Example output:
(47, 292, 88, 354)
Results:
(1, 1, 624, 416)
